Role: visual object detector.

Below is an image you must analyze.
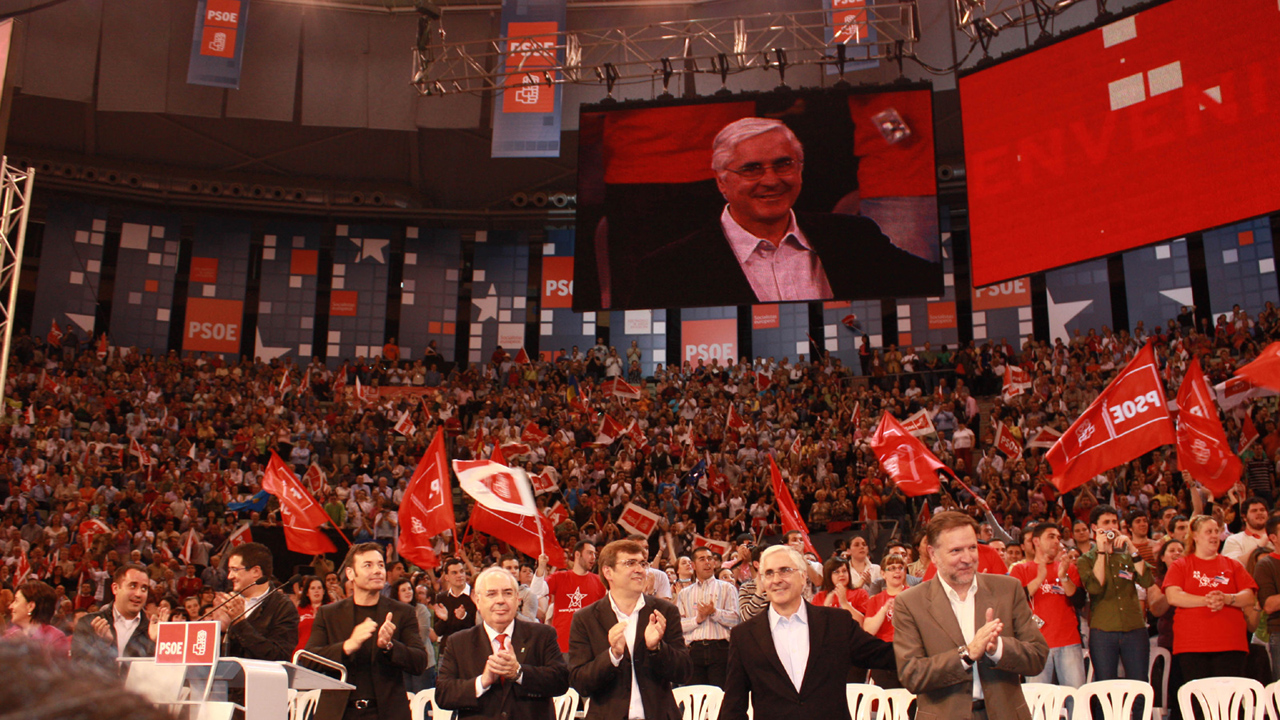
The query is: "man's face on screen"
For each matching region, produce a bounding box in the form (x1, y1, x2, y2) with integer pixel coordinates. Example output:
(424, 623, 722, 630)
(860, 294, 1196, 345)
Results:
(716, 130, 802, 231)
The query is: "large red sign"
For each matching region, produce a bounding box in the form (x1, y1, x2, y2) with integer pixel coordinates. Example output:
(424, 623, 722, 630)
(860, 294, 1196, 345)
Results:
(184, 298, 243, 354)
(972, 278, 1032, 310)
(501, 22, 558, 114)
(155, 621, 220, 665)
(752, 305, 780, 330)
(330, 290, 358, 317)
(927, 302, 957, 330)
(682, 319, 737, 364)
(962, 0, 1280, 286)
(541, 257, 574, 309)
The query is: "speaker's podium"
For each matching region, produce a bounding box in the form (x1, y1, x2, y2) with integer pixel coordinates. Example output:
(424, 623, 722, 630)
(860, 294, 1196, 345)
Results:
(121, 621, 354, 720)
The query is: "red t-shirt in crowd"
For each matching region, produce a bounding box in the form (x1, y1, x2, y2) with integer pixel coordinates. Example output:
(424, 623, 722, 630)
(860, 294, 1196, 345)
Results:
(812, 588, 869, 615)
(546, 569, 607, 652)
(861, 591, 899, 642)
(1163, 553, 1258, 655)
(1008, 561, 1082, 648)
(295, 606, 316, 656)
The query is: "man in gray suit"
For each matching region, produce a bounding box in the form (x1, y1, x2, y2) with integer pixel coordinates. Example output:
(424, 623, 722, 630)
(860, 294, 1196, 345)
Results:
(893, 512, 1048, 720)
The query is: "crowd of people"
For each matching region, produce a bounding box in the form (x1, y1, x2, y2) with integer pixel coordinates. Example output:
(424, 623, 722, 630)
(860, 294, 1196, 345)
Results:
(1, 299, 1280, 715)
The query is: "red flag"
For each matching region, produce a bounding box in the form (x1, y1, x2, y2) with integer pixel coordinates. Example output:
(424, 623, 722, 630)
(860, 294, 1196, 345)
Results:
(332, 363, 348, 396)
(1214, 375, 1277, 411)
(601, 378, 641, 400)
(181, 529, 195, 564)
(768, 455, 817, 556)
(1241, 414, 1260, 452)
(521, 423, 550, 445)
(693, 534, 730, 557)
(869, 412, 944, 497)
(706, 457, 727, 496)
(595, 415, 625, 445)
(1048, 343, 1175, 493)
(470, 504, 566, 567)
(226, 523, 253, 548)
(15, 546, 31, 583)
(756, 372, 772, 392)
(530, 469, 558, 495)
(453, 459, 538, 517)
(513, 348, 530, 364)
(1235, 342, 1280, 393)
(624, 420, 649, 450)
(1060, 506, 1073, 535)
(47, 319, 62, 348)
(130, 438, 153, 466)
(789, 432, 802, 457)
(1003, 364, 1032, 401)
(399, 430, 454, 570)
(23, 406, 34, 425)
(1027, 426, 1062, 449)
(301, 366, 312, 394)
(278, 369, 293, 396)
(900, 409, 936, 437)
(501, 442, 532, 457)
(916, 501, 932, 528)
(96, 334, 108, 359)
(726, 404, 749, 431)
(993, 422, 1023, 458)
(546, 501, 569, 526)
(78, 518, 111, 547)
(262, 452, 338, 555)
(489, 441, 507, 466)
(1176, 358, 1243, 496)
(302, 463, 327, 495)
(394, 410, 417, 438)
(618, 502, 662, 537)
(851, 402, 862, 430)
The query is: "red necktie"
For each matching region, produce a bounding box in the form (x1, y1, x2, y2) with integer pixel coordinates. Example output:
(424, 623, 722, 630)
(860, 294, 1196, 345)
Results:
(496, 633, 508, 684)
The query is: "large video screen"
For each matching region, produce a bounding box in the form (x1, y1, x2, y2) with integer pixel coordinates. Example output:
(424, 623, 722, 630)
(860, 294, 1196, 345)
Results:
(573, 86, 944, 311)
(961, 0, 1280, 287)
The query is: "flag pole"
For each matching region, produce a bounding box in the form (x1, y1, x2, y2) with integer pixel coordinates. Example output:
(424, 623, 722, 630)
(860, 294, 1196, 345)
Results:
(936, 467, 1015, 544)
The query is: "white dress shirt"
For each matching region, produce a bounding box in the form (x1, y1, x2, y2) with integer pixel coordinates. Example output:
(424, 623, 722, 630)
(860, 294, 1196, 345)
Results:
(607, 593, 646, 720)
(113, 606, 141, 657)
(720, 207, 833, 302)
(939, 577, 1004, 700)
(476, 621, 523, 696)
(677, 578, 740, 642)
(767, 602, 810, 692)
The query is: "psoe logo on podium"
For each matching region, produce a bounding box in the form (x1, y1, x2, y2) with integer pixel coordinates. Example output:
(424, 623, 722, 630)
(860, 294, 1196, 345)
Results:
(155, 621, 222, 665)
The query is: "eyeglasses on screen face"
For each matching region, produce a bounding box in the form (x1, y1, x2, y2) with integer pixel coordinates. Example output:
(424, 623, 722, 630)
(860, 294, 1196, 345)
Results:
(726, 158, 800, 181)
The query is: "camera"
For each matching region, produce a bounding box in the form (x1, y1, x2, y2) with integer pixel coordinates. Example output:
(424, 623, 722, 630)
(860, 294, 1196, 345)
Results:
(1102, 530, 1116, 540)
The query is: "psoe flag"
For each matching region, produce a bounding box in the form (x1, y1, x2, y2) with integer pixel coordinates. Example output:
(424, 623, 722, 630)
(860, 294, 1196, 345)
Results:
(618, 502, 661, 537)
(452, 459, 537, 517)
(1176, 358, 1242, 497)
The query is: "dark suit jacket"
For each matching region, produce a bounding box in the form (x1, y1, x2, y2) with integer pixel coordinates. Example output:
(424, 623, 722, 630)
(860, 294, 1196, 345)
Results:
(306, 596, 429, 720)
(893, 575, 1048, 720)
(569, 594, 690, 720)
(623, 211, 940, 309)
(70, 605, 155, 666)
(436, 619, 570, 720)
(225, 588, 300, 661)
(718, 602, 895, 720)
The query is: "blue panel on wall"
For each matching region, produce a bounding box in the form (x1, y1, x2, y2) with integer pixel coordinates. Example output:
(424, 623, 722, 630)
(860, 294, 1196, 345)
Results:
(257, 221, 322, 363)
(32, 198, 107, 342)
(1123, 239, 1190, 338)
(184, 216, 252, 362)
(1204, 217, 1277, 320)
(538, 229, 595, 362)
(822, 300, 881, 373)
(328, 223, 391, 363)
(470, 231, 530, 366)
(615, 309, 668, 376)
(1044, 258, 1113, 344)
(400, 227, 461, 363)
(751, 302, 811, 367)
(110, 209, 182, 354)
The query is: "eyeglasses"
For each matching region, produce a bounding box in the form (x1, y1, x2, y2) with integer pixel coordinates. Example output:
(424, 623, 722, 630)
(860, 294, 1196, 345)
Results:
(616, 559, 650, 571)
(761, 566, 799, 581)
(226, 565, 246, 574)
(725, 157, 800, 181)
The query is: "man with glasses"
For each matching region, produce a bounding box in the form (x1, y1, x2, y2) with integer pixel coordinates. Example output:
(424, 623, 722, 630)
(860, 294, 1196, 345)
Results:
(720, 543, 895, 720)
(627, 116, 938, 308)
(570, 539, 689, 720)
(215, 542, 299, 661)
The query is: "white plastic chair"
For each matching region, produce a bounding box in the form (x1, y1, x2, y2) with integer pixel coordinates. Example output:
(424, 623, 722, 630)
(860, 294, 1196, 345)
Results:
(1075, 679, 1154, 720)
(1023, 682, 1074, 720)
(553, 687, 580, 720)
(289, 689, 322, 720)
(1177, 677, 1264, 720)
(410, 689, 435, 720)
(1264, 679, 1280, 720)
(673, 684, 724, 720)
(845, 683, 886, 720)
(1148, 646, 1172, 718)
(879, 688, 916, 720)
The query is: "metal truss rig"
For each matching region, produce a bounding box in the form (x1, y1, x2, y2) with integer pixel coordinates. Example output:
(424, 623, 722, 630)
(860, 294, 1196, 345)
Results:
(955, 0, 1108, 53)
(0, 158, 34, 409)
(412, 4, 919, 97)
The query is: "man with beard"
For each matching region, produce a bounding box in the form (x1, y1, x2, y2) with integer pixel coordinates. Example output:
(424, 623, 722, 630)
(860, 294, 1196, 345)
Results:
(1223, 496, 1273, 563)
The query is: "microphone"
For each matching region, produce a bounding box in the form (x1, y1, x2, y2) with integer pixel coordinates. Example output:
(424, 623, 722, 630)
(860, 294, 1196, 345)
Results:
(221, 574, 304, 627)
(196, 575, 271, 621)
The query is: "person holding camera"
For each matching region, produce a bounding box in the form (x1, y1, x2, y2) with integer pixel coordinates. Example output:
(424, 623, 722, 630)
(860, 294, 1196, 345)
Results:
(1076, 505, 1153, 683)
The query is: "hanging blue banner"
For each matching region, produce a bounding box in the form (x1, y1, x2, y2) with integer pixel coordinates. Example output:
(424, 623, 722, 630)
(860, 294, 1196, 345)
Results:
(490, 0, 566, 158)
(824, 0, 879, 74)
(187, 0, 251, 89)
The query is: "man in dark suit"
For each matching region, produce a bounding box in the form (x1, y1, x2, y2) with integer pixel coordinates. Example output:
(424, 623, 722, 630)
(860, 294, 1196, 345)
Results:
(307, 542, 428, 720)
(71, 562, 156, 665)
(570, 538, 690, 720)
(718, 545, 896, 720)
(436, 566, 569, 719)
(624, 117, 940, 309)
(214, 542, 299, 661)
(894, 512, 1048, 720)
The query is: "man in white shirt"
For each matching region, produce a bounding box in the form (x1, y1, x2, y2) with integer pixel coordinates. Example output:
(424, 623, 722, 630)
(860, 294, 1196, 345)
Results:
(1223, 496, 1273, 563)
(676, 547, 740, 687)
(569, 539, 689, 720)
(71, 562, 156, 663)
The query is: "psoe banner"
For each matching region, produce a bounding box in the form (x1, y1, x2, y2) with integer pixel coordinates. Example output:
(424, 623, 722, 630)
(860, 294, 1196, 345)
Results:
(683, 318, 736, 364)
(491, 0, 566, 158)
(972, 277, 1032, 311)
(541, 256, 573, 308)
(184, 298, 244, 354)
(187, 0, 250, 89)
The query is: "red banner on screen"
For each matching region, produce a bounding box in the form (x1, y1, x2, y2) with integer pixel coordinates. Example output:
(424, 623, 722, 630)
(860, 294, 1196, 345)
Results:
(682, 319, 737, 364)
(542, 257, 574, 308)
(961, 0, 1280, 286)
(184, 299, 243, 354)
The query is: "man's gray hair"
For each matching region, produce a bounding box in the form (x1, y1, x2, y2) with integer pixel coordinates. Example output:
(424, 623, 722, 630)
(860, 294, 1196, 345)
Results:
(758, 544, 808, 574)
(473, 566, 519, 594)
(711, 117, 805, 173)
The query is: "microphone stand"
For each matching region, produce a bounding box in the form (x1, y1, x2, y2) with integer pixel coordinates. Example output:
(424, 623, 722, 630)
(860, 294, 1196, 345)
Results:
(196, 575, 269, 621)
(218, 574, 303, 656)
